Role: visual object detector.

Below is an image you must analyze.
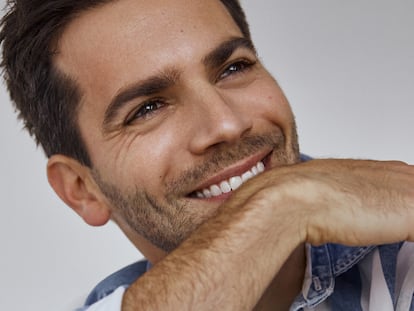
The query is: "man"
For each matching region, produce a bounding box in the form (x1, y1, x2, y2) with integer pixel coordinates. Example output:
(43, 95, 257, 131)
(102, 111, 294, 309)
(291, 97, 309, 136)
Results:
(1, 0, 414, 310)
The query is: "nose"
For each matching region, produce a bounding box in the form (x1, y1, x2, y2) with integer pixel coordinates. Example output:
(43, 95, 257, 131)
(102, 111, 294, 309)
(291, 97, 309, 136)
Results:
(187, 86, 253, 154)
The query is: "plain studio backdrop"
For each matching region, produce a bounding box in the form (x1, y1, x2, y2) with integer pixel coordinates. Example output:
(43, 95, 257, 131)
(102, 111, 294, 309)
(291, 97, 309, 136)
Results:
(1, 1, 413, 310)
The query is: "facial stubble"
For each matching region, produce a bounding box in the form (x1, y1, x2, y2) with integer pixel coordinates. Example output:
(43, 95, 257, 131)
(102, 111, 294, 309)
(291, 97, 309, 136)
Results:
(92, 125, 299, 253)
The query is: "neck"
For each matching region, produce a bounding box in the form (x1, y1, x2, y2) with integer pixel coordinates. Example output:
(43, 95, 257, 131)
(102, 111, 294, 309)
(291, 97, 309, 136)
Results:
(253, 244, 306, 311)
(112, 214, 167, 263)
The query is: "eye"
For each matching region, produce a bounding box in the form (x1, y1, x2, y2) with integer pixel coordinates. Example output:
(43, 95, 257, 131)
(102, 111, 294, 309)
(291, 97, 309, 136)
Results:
(218, 60, 255, 81)
(125, 99, 165, 125)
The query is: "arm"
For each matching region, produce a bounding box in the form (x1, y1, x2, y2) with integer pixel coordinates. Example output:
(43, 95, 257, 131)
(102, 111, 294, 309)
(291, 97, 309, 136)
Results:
(123, 159, 414, 310)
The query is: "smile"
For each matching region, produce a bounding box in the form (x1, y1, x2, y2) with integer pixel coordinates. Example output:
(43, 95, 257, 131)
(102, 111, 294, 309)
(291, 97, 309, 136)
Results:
(194, 160, 265, 199)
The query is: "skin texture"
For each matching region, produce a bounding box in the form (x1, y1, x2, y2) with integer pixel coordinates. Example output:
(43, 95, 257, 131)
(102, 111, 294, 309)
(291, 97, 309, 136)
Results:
(50, 0, 299, 256)
(45, 0, 414, 310)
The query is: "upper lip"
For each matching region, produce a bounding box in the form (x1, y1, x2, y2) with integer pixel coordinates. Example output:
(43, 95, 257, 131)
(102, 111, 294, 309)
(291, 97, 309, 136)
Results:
(189, 149, 272, 194)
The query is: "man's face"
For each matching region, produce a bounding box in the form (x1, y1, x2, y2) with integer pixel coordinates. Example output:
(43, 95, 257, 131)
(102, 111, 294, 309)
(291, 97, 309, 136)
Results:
(55, 0, 299, 252)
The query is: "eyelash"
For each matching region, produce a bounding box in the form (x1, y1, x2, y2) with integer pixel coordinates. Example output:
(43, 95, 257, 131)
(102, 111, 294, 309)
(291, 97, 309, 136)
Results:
(125, 98, 165, 125)
(218, 59, 256, 81)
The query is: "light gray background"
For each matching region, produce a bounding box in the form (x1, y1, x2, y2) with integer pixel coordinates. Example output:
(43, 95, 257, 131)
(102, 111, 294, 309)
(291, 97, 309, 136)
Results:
(1, 1, 413, 310)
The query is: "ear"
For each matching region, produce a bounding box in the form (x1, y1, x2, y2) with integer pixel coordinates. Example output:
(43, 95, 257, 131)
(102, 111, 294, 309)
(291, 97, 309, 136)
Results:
(47, 155, 111, 226)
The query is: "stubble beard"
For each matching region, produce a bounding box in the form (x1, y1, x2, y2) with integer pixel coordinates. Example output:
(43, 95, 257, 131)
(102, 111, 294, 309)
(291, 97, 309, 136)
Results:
(93, 124, 300, 253)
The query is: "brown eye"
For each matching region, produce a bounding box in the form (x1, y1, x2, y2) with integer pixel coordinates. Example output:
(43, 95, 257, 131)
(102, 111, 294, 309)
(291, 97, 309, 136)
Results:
(219, 60, 254, 80)
(126, 99, 165, 125)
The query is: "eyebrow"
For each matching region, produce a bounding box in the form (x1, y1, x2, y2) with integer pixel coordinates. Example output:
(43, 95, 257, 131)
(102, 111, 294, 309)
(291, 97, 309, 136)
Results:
(102, 37, 256, 130)
(103, 69, 180, 129)
(203, 37, 257, 69)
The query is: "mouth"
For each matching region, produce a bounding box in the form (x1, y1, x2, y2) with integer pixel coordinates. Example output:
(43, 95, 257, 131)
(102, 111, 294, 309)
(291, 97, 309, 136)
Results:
(189, 152, 271, 200)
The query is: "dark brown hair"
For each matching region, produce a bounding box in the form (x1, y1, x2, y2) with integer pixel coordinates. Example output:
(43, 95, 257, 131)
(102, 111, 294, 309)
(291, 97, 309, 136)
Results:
(0, 0, 251, 166)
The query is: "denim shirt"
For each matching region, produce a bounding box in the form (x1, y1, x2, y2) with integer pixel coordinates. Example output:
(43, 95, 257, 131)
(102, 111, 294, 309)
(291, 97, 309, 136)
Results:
(292, 244, 374, 310)
(292, 243, 414, 310)
(81, 242, 414, 310)
(290, 244, 369, 310)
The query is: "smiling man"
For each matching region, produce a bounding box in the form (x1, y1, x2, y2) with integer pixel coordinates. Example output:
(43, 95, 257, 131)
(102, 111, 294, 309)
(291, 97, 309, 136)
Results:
(2, 0, 414, 310)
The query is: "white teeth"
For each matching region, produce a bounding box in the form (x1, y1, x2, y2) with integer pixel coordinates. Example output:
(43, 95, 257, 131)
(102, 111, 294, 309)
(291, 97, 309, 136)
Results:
(195, 160, 265, 199)
(203, 189, 212, 198)
(241, 171, 254, 182)
(220, 181, 232, 194)
(229, 176, 243, 190)
(257, 161, 265, 173)
(252, 166, 259, 176)
(210, 185, 222, 196)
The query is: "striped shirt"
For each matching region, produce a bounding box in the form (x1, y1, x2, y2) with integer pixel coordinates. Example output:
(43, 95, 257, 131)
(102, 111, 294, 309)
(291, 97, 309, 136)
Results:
(79, 242, 414, 310)
(292, 242, 414, 310)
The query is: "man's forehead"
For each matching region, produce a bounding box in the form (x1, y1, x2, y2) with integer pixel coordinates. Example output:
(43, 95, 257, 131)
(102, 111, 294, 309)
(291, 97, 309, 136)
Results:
(55, 0, 241, 82)
(54, 0, 243, 100)
(56, 0, 238, 52)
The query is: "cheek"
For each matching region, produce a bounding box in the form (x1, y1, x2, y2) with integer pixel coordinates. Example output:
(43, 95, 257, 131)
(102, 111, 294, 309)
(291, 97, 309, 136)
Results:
(265, 92, 294, 124)
(106, 127, 186, 193)
(245, 78, 295, 128)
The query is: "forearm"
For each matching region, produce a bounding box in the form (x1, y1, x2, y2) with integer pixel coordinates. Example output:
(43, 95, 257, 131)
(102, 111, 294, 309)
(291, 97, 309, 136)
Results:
(122, 159, 414, 310)
(122, 188, 303, 311)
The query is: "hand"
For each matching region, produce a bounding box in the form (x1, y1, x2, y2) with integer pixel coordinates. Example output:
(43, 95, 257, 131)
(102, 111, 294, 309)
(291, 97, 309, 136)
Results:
(240, 159, 414, 247)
